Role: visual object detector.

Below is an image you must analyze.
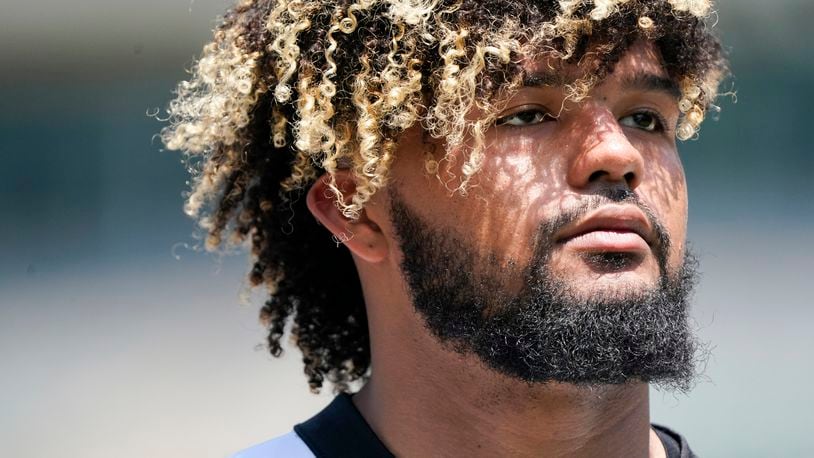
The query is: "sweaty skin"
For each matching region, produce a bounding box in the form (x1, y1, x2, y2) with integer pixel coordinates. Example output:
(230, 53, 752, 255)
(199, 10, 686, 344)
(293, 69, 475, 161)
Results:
(307, 40, 682, 458)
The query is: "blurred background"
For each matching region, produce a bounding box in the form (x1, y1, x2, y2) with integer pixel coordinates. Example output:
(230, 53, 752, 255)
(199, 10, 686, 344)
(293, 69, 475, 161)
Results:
(1, 0, 811, 456)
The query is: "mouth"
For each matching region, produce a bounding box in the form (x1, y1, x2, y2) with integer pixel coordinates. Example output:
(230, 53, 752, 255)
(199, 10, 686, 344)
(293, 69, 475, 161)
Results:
(555, 205, 654, 254)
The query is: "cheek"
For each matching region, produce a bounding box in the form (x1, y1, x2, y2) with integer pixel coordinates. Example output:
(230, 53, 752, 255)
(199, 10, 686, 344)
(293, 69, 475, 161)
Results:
(456, 135, 568, 261)
(638, 148, 688, 261)
(390, 131, 560, 264)
(489, 138, 548, 206)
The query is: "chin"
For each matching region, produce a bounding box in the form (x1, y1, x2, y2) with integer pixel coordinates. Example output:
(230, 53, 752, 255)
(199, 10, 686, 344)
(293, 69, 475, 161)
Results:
(568, 274, 658, 301)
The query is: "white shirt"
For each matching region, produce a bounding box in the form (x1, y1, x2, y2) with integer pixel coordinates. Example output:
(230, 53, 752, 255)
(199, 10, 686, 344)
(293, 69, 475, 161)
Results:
(230, 431, 315, 458)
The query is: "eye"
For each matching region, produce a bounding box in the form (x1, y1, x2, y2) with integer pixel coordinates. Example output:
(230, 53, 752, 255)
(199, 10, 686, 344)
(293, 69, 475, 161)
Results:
(619, 111, 665, 132)
(496, 107, 552, 127)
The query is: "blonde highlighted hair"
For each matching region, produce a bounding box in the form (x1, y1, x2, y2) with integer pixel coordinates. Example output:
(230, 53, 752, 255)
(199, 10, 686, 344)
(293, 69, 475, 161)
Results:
(161, 0, 727, 392)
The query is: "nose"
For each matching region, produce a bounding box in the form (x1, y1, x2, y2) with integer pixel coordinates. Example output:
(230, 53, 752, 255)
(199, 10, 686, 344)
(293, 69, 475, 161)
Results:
(566, 109, 644, 191)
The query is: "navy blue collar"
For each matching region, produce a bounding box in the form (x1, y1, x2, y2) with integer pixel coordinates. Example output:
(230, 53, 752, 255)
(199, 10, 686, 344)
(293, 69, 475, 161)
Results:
(653, 423, 697, 458)
(294, 393, 393, 458)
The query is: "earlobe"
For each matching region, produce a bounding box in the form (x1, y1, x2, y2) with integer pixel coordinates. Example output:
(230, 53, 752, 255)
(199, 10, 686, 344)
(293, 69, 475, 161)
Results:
(306, 172, 388, 263)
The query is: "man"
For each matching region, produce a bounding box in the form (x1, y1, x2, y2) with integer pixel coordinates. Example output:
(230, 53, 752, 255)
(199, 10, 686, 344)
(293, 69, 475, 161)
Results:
(162, 0, 727, 456)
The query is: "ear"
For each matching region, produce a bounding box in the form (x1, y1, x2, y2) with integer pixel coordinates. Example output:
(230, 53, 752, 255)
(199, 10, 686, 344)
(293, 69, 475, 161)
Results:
(306, 171, 388, 264)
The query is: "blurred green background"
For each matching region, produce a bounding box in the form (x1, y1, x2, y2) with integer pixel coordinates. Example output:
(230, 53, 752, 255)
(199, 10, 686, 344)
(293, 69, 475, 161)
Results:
(1, 1, 812, 456)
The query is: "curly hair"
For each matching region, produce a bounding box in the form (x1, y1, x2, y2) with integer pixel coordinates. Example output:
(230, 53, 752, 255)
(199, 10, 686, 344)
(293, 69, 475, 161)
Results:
(160, 0, 728, 393)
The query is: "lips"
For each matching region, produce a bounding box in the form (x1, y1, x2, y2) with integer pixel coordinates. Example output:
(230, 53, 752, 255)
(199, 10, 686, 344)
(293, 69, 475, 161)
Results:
(555, 205, 654, 252)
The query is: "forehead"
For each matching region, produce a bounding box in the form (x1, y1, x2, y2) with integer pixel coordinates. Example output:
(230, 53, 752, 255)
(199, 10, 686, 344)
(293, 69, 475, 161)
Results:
(520, 40, 671, 90)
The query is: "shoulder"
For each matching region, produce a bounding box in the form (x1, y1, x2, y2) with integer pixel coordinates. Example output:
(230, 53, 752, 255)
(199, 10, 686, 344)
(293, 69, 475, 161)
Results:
(230, 431, 315, 458)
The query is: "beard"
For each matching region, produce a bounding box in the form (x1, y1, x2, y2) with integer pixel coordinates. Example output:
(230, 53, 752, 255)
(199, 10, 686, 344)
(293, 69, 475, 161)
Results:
(389, 188, 700, 391)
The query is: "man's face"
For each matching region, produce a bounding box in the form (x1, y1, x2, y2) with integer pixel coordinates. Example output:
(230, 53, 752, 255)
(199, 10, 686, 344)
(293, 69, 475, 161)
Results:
(382, 40, 698, 387)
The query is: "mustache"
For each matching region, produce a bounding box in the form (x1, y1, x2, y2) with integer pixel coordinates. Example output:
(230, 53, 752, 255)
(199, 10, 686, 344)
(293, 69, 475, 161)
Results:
(531, 188, 672, 274)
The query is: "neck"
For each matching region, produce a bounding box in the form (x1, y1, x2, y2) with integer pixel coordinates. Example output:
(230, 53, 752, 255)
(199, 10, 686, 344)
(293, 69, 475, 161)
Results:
(353, 313, 663, 458)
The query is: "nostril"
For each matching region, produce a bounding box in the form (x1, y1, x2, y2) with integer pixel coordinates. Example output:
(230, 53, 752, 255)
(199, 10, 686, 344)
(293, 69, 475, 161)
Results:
(588, 170, 607, 182)
(583, 170, 639, 188)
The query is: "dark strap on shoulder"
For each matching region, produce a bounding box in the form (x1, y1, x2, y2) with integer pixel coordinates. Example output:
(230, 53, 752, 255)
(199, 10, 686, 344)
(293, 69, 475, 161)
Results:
(294, 393, 394, 458)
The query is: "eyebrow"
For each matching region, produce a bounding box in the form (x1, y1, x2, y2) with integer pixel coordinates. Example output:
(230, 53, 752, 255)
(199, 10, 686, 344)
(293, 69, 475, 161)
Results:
(621, 72, 682, 99)
(522, 71, 682, 99)
(522, 72, 569, 88)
